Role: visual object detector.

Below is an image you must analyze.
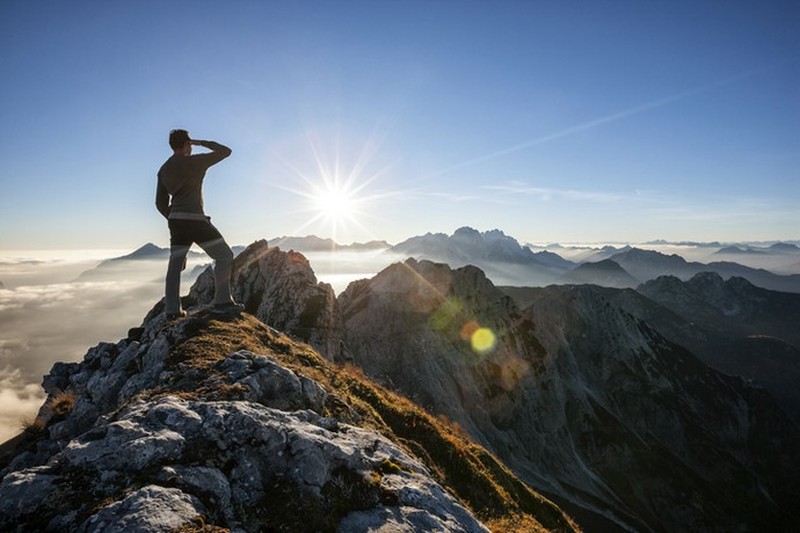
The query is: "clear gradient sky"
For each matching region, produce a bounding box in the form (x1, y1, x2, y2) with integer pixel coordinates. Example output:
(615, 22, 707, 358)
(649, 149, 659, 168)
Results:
(1, 0, 798, 249)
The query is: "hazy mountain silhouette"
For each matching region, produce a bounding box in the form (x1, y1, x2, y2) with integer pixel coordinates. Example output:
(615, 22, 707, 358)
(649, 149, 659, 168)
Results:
(269, 235, 390, 252)
(390, 227, 575, 285)
(557, 259, 638, 288)
(610, 247, 800, 293)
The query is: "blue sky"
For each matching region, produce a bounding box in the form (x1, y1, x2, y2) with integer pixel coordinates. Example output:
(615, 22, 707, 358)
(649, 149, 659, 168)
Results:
(1, 0, 798, 249)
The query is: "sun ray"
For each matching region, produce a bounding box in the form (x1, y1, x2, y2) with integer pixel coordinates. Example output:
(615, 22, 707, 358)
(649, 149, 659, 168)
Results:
(269, 127, 406, 245)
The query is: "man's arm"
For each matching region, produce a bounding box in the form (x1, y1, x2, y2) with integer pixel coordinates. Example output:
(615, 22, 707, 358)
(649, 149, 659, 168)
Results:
(155, 177, 171, 219)
(191, 140, 232, 169)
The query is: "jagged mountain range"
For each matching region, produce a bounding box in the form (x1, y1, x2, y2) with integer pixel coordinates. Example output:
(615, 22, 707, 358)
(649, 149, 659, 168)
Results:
(389, 227, 800, 293)
(9, 237, 797, 530)
(92, 228, 800, 293)
(389, 227, 576, 286)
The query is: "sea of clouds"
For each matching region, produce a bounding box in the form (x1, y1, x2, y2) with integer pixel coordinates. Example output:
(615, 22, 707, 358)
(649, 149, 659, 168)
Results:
(0, 253, 165, 441)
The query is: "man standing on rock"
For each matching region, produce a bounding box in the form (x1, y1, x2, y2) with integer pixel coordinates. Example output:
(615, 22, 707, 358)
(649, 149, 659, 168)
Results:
(156, 129, 244, 319)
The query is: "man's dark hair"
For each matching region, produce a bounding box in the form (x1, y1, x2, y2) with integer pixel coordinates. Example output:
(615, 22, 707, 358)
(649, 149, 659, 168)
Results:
(169, 129, 190, 151)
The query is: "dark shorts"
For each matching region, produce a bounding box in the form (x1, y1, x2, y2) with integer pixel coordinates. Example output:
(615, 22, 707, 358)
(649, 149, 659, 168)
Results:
(168, 218, 224, 247)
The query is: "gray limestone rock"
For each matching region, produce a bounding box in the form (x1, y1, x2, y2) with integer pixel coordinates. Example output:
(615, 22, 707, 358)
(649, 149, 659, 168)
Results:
(79, 485, 206, 532)
(189, 240, 342, 359)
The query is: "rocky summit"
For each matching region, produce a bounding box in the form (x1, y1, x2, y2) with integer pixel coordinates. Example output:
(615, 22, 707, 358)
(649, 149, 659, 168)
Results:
(0, 242, 575, 532)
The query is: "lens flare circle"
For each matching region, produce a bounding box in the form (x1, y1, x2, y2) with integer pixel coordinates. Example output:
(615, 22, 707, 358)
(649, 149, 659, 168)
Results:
(470, 327, 496, 354)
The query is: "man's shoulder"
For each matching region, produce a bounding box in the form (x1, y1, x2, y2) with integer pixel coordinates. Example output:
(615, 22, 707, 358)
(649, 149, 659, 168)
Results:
(158, 155, 184, 175)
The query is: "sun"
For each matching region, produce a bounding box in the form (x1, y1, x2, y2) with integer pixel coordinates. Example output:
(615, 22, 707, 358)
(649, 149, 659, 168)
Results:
(311, 184, 356, 219)
(273, 128, 400, 243)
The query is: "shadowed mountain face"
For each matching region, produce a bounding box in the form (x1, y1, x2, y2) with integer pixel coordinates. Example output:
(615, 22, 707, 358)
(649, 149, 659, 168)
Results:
(504, 278, 800, 426)
(637, 273, 800, 423)
(337, 259, 800, 531)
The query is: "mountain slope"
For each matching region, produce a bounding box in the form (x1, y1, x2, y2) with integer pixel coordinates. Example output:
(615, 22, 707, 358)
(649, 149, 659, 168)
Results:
(0, 245, 576, 532)
(337, 259, 800, 531)
(637, 273, 800, 422)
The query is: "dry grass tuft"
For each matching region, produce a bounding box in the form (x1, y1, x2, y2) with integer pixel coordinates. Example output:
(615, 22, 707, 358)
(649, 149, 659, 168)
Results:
(157, 313, 579, 532)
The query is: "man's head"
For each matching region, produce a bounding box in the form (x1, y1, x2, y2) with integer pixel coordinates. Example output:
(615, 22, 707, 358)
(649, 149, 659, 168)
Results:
(169, 129, 191, 155)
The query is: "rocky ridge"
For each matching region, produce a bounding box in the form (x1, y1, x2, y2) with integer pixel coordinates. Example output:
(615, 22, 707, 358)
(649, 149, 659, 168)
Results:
(337, 260, 800, 531)
(0, 242, 576, 532)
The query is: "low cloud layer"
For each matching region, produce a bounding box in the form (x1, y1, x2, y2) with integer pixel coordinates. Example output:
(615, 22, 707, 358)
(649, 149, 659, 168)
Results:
(0, 366, 46, 443)
(0, 271, 164, 442)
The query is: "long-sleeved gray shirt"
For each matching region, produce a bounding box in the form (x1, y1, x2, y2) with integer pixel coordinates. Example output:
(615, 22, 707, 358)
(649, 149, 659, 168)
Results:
(156, 140, 231, 219)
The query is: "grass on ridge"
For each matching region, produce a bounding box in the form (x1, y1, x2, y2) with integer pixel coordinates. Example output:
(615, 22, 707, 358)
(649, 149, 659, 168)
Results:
(164, 313, 579, 533)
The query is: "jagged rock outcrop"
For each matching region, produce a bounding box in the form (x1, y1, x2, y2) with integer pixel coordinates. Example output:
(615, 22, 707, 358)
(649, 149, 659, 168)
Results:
(189, 239, 342, 359)
(0, 250, 577, 532)
(338, 259, 800, 531)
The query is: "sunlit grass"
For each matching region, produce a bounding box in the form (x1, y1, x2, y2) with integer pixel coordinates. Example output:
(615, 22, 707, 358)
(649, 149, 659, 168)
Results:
(163, 313, 579, 532)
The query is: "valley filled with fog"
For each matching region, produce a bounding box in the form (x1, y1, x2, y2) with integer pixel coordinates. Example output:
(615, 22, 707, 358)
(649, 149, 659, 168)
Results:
(1, 235, 799, 442)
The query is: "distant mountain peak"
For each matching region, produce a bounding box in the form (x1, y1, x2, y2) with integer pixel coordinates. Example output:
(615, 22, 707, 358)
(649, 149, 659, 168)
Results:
(122, 242, 165, 259)
(559, 259, 638, 288)
(770, 242, 800, 252)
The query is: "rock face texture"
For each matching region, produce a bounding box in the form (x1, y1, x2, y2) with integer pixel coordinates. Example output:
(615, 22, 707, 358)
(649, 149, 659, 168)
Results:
(338, 259, 800, 531)
(190, 239, 342, 359)
(0, 245, 576, 532)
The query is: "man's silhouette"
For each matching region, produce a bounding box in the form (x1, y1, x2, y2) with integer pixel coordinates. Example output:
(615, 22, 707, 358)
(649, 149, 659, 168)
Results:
(156, 129, 243, 319)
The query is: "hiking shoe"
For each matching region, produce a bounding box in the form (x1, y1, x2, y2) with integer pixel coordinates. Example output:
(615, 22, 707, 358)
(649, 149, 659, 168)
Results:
(212, 302, 245, 314)
(166, 310, 187, 320)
